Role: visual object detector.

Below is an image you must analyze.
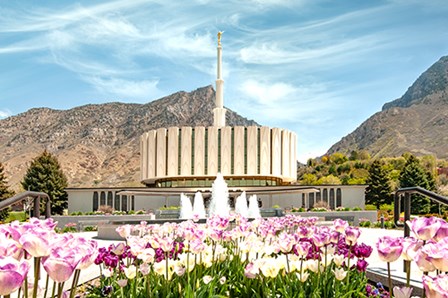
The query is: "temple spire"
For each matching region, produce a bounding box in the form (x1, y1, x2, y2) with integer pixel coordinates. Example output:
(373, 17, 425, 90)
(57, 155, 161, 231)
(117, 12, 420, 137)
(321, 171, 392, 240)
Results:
(213, 31, 227, 127)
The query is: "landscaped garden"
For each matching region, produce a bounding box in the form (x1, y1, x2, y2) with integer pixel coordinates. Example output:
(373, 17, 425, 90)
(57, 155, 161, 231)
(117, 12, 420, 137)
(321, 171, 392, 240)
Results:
(1, 214, 448, 297)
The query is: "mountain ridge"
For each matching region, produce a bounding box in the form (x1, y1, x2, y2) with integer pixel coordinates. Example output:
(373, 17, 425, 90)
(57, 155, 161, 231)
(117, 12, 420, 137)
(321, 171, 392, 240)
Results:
(327, 55, 448, 159)
(0, 85, 258, 191)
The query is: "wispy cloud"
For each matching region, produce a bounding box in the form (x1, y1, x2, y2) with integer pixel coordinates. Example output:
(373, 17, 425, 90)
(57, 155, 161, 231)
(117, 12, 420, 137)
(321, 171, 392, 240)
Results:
(87, 76, 161, 100)
(0, 109, 12, 119)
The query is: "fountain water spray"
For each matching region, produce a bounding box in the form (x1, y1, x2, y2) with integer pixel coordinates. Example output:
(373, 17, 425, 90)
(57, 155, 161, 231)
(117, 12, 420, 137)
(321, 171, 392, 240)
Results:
(208, 173, 231, 217)
(180, 193, 193, 219)
(248, 194, 261, 218)
(235, 191, 249, 217)
(193, 191, 206, 218)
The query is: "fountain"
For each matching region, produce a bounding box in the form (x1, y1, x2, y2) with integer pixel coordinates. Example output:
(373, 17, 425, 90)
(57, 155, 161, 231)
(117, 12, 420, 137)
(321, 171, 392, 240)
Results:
(235, 191, 249, 217)
(192, 191, 206, 218)
(179, 193, 193, 219)
(248, 194, 261, 218)
(208, 173, 231, 217)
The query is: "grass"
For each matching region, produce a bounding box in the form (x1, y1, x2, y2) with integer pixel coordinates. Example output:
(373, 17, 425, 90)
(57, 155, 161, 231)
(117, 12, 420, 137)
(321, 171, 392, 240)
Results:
(5, 211, 28, 222)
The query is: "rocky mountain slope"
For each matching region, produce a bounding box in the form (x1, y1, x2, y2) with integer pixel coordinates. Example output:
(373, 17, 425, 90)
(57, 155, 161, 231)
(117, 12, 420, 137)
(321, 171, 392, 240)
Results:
(327, 56, 448, 159)
(0, 86, 257, 191)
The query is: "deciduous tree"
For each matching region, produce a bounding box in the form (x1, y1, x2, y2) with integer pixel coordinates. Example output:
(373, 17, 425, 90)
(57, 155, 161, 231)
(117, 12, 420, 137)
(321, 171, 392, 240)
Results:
(0, 162, 14, 221)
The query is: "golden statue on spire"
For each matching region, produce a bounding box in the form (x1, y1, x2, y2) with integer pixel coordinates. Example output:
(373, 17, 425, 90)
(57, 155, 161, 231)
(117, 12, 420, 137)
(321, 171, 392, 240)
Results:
(217, 31, 223, 46)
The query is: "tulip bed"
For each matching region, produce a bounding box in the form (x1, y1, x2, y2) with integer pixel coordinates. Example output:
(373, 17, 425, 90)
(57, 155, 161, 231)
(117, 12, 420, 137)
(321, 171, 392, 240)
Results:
(89, 215, 372, 297)
(7, 215, 448, 297)
(377, 216, 448, 298)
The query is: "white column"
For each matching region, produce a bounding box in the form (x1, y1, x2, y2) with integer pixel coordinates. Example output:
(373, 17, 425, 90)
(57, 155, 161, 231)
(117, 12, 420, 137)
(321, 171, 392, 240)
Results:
(214, 36, 226, 127)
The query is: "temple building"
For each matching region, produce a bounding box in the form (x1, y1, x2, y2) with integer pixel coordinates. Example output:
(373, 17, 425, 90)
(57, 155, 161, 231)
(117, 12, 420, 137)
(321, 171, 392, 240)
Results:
(66, 34, 366, 213)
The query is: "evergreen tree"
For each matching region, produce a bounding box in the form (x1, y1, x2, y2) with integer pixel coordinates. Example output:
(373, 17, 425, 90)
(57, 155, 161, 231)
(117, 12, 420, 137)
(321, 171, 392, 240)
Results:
(399, 155, 431, 214)
(365, 160, 393, 208)
(21, 151, 68, 215)
(0, 162, 14, 221)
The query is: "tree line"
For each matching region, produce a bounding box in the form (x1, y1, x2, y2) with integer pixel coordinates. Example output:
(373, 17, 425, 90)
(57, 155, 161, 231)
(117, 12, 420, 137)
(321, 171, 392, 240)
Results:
(298, 150, 447, 215)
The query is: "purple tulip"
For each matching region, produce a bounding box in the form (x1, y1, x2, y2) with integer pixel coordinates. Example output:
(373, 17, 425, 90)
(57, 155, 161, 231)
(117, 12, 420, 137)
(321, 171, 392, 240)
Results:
(352, 243, 373, 259)
(356, 259, 368, 272)
(0, 256, 30, 296)
(407, 217, 442, 241)
(376, 236, 403, 263)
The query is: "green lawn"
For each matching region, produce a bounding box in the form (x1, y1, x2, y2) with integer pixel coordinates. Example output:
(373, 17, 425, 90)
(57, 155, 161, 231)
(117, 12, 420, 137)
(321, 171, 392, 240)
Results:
(6, 211, 28, 222)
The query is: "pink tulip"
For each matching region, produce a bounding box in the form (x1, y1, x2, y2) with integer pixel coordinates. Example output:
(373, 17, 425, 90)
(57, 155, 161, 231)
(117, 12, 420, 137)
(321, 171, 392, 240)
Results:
(433, 220, 448, 242)
(43, 248, 80, 283)
(423, 240, 448, 272)
(345, 227, 361, 246)
(415, 249, 436, 272)
(401, 237, 423, 261)
(407, 217, 442, 241)
(333, 219, 349, 233)
(0, 256, 30, 296)
(116, 225, 133, 238)
(423, 275, 448, 298)
(393, 286, 413, 298)
(19, 229, 53, 257)
(376, 236, 403, 262)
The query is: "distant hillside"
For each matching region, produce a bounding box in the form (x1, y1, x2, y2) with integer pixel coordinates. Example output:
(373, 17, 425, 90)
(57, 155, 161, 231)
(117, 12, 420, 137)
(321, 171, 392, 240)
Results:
(327, 55, 448, 158)
(0, 86, 258, 191)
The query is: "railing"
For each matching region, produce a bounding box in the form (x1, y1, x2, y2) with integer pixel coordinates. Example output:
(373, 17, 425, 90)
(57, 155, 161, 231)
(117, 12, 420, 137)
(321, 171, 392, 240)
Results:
(393, 186, 448, 273)
(0, 191, 51, 218)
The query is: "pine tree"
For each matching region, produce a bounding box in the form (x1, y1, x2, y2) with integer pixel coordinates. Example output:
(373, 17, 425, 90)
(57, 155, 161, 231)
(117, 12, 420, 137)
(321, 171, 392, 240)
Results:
(365, 159, 393, 209)
(21, 151, 68, 215)
(0, 162, 14, 221)
(399, 155, 431, 214)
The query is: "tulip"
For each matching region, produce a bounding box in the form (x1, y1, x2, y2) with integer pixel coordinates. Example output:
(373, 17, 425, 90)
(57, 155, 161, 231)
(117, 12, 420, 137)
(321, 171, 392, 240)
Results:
(393, 286, 413, 298)
(376, 236, 403, 263)
(423, 275, 448, 298)
(333, 219, 349, 233)
(202, 275, 213, 284)
(434, 220, 448, 242)
(117, 279, 128, 287)
(42, 248, 80, 283)
(345, 227, 361, 246)
(415, 249, 436, 272)
(401, 237, 423, 261)
(244, 262, 259, 279)
(19, 229, 52, 257)
(333, 268, 347, 281)
(0, 256, 30, 296)
(407, 217, 441, 241)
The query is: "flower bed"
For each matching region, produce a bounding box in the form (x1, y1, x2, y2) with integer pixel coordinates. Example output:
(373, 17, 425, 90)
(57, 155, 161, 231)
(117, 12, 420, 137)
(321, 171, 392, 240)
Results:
(376, 216, 448, 298)
(1, 215, 373, 298)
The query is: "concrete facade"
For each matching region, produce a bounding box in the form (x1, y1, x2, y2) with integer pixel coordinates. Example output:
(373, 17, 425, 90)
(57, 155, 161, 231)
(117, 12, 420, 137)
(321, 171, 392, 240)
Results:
(66, 184, 366, 214)
(140, 126, 297, 187)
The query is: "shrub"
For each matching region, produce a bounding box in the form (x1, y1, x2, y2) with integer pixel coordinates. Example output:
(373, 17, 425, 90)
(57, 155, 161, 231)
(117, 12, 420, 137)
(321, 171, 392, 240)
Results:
(352, 206, 362, 211)
(359, 219, 371, 227)
(62, 222, 77, 233)
(84, 226, 98, 232)
(135, 210, 146, 215)
(98, 205, 113, 214)
(364, 204, 377, 211)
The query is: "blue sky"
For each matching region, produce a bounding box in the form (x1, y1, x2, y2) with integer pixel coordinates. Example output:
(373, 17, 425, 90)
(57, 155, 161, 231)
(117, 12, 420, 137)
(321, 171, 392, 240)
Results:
(1, 0, 448, 162)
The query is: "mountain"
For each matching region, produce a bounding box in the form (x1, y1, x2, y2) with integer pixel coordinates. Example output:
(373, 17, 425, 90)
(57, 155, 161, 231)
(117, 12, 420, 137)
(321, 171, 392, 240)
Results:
(0, 86, 258, 191)
(327, 55, 448, 158)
